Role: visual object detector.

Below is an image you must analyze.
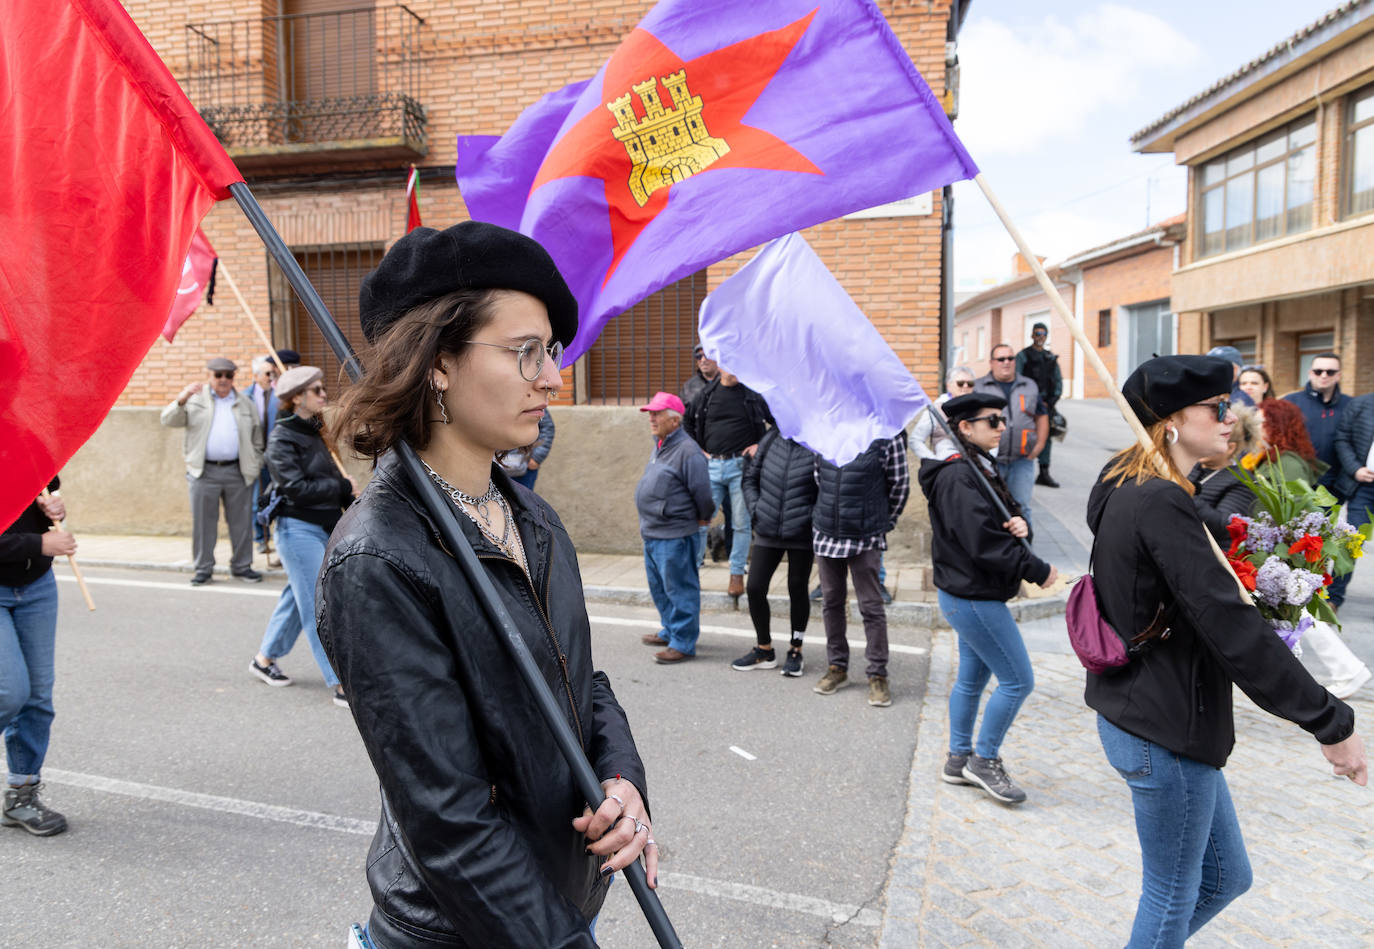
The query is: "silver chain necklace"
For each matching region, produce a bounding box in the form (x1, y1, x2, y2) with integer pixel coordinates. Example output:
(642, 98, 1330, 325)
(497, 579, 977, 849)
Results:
(422, 460, 524, 566)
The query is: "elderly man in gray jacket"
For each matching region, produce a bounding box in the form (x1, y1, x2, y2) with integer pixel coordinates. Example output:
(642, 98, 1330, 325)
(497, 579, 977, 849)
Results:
(160, 357, 264, 585)
(635, 392, 714, 665)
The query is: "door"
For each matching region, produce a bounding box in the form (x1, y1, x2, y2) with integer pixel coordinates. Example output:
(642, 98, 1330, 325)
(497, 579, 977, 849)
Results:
(1125, 300, 1174, 375)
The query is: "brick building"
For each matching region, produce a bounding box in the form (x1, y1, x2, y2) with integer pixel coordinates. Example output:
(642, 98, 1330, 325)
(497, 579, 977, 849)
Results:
(952, 214, 1184, 401)
(1132, 1, 1374, 396)
(115, 0, 967, 408)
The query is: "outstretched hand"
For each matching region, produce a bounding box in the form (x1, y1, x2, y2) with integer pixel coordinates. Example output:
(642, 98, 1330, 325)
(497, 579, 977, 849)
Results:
(1322, 732, 1368, 786)
(571, 777, 657, 887)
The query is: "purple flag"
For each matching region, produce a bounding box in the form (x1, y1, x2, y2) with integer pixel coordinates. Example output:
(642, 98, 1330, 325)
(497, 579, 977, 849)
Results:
(456, 0, 977, 361)
(698, 233, 930, 466)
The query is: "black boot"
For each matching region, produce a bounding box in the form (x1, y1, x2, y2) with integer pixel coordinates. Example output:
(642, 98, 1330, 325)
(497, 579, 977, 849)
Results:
(1035, 468, 1059, 488)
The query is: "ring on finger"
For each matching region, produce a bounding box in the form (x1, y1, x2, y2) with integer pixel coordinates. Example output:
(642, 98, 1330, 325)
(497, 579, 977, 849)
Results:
(632, 817, 648, 835)
(645, 837, 657, 847)
(607, 793, 625, 812)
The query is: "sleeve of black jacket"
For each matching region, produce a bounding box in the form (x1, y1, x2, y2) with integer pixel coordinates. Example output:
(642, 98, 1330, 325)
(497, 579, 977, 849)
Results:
(942, 464, 1050, 587)
(266, 431, 347, 507)
(1334, 397, 1370, 476)
(1141, 486, 1353, 745)
(318, 551, 598, 947)
(1192, 471, 1256, 545)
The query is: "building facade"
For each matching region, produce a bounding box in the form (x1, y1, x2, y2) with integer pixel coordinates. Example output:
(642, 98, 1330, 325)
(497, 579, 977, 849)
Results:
(1133, 2, 1374, 396)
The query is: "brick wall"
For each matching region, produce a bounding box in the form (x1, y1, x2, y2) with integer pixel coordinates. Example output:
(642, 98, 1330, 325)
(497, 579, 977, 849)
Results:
(1074, 245, 1174, 398)
(120, 0, 954, 406)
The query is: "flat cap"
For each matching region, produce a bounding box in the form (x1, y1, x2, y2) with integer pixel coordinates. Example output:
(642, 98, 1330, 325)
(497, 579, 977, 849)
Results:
(206, 357, 237, 372)
(942, 391, 1006, 424)
(1122, 355, 1233, 425)
(276, 365, 323, 402)
(358, 222, 578, 346)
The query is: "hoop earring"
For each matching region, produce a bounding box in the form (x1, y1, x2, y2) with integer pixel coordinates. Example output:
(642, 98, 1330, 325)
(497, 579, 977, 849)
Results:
(429, 376, 450, 425)
(1165, 425, 1178, 445)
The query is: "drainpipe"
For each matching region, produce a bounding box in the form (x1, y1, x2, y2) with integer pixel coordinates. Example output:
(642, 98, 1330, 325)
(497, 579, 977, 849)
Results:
(940, 0, 963, 382)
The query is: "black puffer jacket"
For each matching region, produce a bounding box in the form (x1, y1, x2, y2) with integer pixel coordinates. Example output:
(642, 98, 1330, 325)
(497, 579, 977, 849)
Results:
(812, 436, 905, 540)
(1085, 467, 1353, 768)
(317, 452, 648, 948)
(742, 429, 817, 549)
(264, 413, 353, 532)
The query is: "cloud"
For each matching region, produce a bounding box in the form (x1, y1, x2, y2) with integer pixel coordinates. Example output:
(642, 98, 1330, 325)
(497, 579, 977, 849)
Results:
(955, 4, 1202, 157)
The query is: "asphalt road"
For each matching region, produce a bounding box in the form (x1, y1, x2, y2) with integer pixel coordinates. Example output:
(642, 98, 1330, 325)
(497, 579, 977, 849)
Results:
(8, 566, 931, 949)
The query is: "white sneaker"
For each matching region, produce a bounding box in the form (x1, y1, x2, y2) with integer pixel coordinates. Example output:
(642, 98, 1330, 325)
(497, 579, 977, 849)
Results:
(1326, 665, 1371, 700)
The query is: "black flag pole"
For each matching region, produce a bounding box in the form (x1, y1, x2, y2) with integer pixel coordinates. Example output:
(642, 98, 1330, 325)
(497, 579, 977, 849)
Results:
(924, 400, 1034, 555)
(229, 182, 683, 949)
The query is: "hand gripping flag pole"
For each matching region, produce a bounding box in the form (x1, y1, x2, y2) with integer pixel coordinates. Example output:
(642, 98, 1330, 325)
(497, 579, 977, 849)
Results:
(228, 182, 684, 949)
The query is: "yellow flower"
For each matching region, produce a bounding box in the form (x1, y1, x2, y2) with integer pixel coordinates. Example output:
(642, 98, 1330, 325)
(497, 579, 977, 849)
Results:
(1240, 451, 1262, 471)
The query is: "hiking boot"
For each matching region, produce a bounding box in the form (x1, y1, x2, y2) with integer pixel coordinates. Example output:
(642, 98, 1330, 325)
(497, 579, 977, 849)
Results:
(233, 568, 264, 583)
(654, 648, 693, 664)
(2, 783, 68, 836)
(249, 658, 292, 687)
(867, 675, 892, 707)
(731, 646, 777, 671)
(813, 665, 848, 695)
(780, 647, 805, 678)
(1035, 469, 1060, 488)
(961, 755, 1027, 804)
(942, 753, 971, 785)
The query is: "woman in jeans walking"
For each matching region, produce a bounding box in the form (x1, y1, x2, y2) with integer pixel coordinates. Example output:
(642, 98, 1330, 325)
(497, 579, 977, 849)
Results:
(249, 365, 356, 706)
(1088, 354, 1365, 947)
(731, 427, 818, 677)
(918, 392, 1058, 804)
(0, 479, 74, 836)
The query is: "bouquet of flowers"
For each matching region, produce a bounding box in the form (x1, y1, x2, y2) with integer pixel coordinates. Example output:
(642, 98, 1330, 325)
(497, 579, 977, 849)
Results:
(1224, 455, 1369, 650)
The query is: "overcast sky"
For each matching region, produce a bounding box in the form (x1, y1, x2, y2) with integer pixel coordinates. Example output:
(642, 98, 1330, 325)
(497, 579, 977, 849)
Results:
(950, 0, 1343, 291)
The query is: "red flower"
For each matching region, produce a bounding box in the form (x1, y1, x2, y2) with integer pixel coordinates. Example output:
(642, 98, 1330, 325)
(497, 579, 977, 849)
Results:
(1226, 515, 1248, 542)
(1229, 558, 1257, 591)
(1323, 572, 1333, 587)
(1288, 535, 1324, 564)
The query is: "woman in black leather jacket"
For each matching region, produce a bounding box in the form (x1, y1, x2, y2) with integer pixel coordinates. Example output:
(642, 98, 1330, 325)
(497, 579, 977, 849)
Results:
(250, 365, 355, 704)
(732, 427, 817, 676)
(319, 223, 653, 948)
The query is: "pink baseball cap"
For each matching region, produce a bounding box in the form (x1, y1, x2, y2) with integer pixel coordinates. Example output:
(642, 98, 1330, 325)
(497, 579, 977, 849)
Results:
(640, 391, 685, 414)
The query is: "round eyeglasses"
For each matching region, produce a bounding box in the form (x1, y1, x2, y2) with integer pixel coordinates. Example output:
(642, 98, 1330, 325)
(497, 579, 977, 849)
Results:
(463, 338, 563, 381)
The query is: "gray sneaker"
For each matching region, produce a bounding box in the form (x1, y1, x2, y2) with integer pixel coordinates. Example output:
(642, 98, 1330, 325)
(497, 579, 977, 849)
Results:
(961, 755, 1027, 804)
(813, 665, 848, 695)
(942, 752, 971, 785)
(2, 783, 68, 836)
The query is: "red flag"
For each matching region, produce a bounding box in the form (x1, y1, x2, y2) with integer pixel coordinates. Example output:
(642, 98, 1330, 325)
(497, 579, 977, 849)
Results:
(406, 164, 422, 232)
(0, 0, 243, 530)
(162, 228, 219, 342)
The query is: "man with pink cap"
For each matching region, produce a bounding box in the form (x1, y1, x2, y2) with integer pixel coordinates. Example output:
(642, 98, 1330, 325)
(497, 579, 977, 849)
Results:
(634, 392, 714, 663)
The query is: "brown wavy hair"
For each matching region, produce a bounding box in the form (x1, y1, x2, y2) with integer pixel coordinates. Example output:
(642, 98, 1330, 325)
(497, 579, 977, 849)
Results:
(333, 289, 499, 461)
(1258, 397, 1317, 462)
(1102, 417, 1194, 495)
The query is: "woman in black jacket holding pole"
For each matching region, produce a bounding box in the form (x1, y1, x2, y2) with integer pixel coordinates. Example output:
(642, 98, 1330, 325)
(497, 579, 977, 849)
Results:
(1087, 355, 1365, 947)
(919, 392, 1058, 805)
(318, 223, 653, 948)
(731, 427, 817, 677)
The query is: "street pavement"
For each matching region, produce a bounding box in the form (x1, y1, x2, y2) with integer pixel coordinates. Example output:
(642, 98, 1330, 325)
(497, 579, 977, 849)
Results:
(9, 397, 1373, 947)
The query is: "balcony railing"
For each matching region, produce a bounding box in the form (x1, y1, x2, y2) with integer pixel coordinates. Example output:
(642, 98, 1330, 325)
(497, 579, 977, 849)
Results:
(185, 5, 426, 168)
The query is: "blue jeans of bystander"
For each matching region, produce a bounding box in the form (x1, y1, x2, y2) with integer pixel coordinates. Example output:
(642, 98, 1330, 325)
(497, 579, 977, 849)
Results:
(642, 535, 701, 655)
(1097, 715, 1252, 947)
(258, 516, 339, 688)
(708, 456, 751, 576)
(938, 590, 1033, 759)
(0, 571, 59, 785)
(997, 458, 1036, 528)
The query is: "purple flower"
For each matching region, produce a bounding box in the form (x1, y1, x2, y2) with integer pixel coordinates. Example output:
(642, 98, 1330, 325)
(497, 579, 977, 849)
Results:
(1283, 569, 1325, 606)
(1254, 557, 1292, 607)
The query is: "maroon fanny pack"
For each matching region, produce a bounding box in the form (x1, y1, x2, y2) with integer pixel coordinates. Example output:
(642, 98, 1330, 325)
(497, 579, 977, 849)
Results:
(1066, 573, 1174, 675)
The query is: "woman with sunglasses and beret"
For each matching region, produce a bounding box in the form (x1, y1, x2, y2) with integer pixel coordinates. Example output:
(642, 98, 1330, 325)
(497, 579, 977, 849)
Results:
(318, 223, 653, 948)
(910, 365, 975, 462)
(1087, 354, 1366, 947)
(919, 392, 1058, 806)
(249, 365, 354, 705)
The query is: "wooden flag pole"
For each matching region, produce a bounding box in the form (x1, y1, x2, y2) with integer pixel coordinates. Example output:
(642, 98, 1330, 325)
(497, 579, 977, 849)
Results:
(972, 172, 1250, 596)
(40, 490, 94, 611)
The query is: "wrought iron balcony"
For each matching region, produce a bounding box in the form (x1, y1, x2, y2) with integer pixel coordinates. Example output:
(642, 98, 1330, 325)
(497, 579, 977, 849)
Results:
(185, 5, 426, 169)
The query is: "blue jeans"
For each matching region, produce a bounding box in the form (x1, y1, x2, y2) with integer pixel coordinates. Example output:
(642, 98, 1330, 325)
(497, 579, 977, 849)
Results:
(513, 468, 538, 490)
(938, 591, 1033, 759)
(1328, 481, 1374, 608)
(258, 517, 339, 688)
(1, 571, 59, 785)
(1097, 715, 1252, 947)
(997, 457, 1036, 528)
(708, 456, 751, 575)
(642, 535, 701, 654)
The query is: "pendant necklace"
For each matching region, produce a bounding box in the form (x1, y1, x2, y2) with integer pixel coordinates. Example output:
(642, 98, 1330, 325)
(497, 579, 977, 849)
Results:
(422, 459, 525, 570)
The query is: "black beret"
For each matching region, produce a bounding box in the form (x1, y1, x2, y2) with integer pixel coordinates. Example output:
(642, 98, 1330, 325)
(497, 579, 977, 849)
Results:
(275, 348, 301, 367)
(943, 391, 1006, 424)
(1122, 355, 1233, 424)
(358, 222, 578, 346)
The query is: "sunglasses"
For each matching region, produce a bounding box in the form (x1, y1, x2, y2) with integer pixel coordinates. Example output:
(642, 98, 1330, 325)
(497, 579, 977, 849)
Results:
(306, 384, 326, 396)
(951, 379, 975, 389)
(1192, 398, 1231, 422)
(992, 356, 1015, 363)
(969, 414, 1006, 427)
(212, 370, 235, 379)
(1311, 367, 1339, 376)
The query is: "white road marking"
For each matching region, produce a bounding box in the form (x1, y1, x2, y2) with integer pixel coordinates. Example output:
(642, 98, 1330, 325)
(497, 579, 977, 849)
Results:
(589, 614, 929, 656)
(56, 574, 281, 597)
(44, 769, 878, 926)
(728, 745, 757, 761)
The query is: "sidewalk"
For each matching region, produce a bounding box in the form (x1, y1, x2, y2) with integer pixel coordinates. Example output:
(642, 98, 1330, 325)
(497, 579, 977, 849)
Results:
(69, 531, 1069, 628)
(879, 618, 1374, 948)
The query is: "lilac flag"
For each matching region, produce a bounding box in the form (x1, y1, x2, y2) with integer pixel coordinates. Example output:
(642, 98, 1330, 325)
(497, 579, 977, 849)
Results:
(698, 233, 930, 466)
(456, 0, 977, 362)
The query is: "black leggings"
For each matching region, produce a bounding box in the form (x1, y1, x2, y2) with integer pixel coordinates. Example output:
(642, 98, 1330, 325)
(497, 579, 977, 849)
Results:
(746, 545, 814, 647)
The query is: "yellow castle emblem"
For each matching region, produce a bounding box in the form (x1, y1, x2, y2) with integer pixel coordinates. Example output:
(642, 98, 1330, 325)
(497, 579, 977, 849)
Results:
(608, 69, 730, 207)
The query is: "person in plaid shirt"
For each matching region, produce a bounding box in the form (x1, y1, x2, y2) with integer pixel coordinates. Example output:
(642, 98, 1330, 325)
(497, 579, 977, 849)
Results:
(810, 431, 909, 707)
